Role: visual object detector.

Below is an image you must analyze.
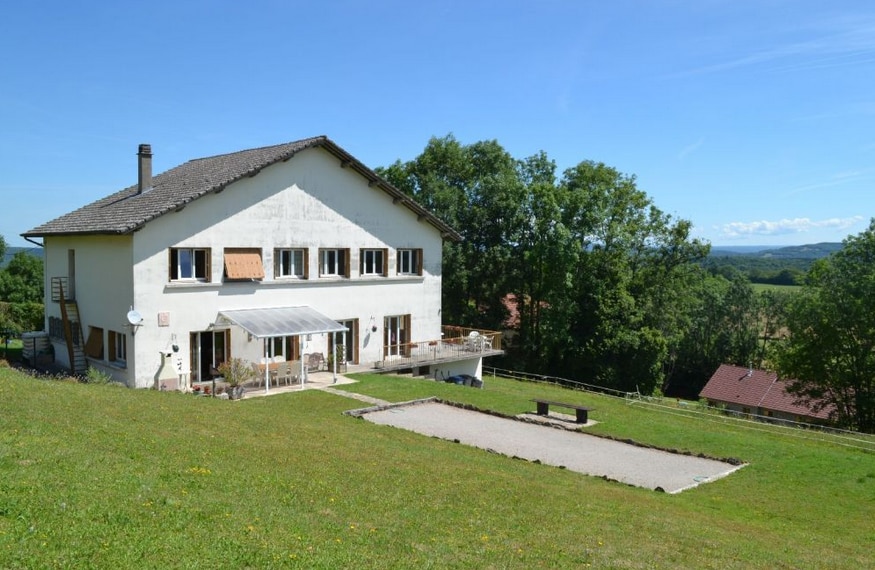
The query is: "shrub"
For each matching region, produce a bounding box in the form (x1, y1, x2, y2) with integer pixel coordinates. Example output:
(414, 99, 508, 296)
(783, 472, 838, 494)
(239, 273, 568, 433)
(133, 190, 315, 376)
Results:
(84, 366, 113, 385)
(216, 357, 256, 387)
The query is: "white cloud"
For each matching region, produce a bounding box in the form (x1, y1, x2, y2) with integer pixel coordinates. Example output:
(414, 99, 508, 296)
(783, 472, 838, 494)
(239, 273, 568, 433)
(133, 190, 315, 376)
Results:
(678, 137, 704, 160)
(718, 216, 865, 238)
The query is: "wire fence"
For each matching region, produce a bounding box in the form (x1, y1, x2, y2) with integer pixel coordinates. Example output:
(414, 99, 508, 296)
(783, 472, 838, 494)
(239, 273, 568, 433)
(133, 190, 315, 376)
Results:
(485, 366, 875, 453)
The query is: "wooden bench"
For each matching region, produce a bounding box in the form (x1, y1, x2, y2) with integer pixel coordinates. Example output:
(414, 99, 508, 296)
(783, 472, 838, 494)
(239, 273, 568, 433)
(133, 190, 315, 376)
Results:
(532, 398, 594, 424)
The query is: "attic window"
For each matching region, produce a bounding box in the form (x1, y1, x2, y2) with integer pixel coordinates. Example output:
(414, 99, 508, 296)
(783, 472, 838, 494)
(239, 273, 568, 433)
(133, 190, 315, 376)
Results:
(224, 248, 265, 281)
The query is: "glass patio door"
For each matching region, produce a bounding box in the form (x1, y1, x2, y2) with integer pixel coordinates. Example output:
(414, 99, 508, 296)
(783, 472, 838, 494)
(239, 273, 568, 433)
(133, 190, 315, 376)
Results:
(333, 319, 357, 365)
(384, 315, 410, 357)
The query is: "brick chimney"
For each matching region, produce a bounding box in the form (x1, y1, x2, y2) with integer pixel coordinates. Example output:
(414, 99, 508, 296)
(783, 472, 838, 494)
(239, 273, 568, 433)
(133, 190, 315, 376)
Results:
(137, 144, 153, 193)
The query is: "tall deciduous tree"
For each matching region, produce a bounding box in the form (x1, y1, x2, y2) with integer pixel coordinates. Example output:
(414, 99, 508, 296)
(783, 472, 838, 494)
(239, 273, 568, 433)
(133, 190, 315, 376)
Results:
(377, 135, 527, 328)
(554, 161, 709, 393)
(666, 269, 762, 398)
(0, 251, 44, 304)
(379, 137, 708, 395)
(775, 220, 875, 432)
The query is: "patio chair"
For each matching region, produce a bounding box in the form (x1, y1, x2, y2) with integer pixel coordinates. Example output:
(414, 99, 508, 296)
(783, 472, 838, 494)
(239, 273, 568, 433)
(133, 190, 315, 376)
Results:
(466, 331, 481, 351)
(305, 353, 324, 373)
(274, 361, 293, 386)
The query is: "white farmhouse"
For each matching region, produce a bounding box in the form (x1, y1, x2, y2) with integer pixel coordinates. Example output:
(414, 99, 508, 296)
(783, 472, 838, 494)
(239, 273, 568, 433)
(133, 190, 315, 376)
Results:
(23, 137, 501, 391)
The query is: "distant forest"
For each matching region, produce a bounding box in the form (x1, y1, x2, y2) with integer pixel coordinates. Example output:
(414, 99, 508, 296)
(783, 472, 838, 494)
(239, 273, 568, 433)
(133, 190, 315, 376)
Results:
(1, 247, 43, 269)
(703, 242, 842, 285)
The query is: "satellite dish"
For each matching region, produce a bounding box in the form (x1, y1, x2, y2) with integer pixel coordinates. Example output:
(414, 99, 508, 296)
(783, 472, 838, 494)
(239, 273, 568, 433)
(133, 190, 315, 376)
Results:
(126, 309, 143, 326)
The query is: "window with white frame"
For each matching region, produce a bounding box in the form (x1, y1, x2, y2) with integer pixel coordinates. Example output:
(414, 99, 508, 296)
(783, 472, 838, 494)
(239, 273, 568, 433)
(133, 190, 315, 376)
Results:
(170, 248, 211, 282)
(396, 248, 423, 275)
(275, 248, 308, 279)
(319, 248, 349, 277)
(360, 248, 387, 277)
(108, 330, 127, 366)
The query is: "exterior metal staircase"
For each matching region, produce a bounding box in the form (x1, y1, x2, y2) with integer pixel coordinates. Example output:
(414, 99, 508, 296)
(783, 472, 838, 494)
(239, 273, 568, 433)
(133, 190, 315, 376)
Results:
(54, 278, 87, 375)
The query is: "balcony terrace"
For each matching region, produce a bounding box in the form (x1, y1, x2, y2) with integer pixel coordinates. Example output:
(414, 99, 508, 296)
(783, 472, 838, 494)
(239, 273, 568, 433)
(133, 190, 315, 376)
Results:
(370, 325, 503, 374)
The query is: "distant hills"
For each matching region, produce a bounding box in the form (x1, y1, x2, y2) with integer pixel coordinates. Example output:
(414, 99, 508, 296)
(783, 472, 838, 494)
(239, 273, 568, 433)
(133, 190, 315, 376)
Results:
(710, 242, 841, 260)
(2, 246, 44, 268)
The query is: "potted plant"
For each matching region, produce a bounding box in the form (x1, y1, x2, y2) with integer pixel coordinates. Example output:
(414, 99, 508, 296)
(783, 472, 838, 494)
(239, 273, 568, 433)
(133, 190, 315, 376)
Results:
(217, 357, 256, 400)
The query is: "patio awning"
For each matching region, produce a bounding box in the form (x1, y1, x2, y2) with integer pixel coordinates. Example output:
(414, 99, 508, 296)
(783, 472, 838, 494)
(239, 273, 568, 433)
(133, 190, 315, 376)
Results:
(216, 306, 347, 339)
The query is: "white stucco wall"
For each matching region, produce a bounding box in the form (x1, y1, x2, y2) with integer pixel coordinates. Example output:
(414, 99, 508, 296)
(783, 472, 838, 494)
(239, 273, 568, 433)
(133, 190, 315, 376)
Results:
(108, 145, 447, 388)
(42, 234, 135, 383)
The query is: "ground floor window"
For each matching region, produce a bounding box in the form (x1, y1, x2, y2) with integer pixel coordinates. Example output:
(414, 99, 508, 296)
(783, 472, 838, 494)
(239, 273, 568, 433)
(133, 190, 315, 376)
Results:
(108, 330, 126, 366)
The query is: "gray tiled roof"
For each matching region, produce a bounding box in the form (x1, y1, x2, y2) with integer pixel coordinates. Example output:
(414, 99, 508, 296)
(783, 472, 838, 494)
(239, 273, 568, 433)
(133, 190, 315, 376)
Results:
(23, 136, 461, 241)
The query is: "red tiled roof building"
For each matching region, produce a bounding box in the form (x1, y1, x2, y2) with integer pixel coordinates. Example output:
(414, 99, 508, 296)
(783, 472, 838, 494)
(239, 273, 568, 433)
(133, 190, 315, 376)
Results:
(700, 364, 832, 424)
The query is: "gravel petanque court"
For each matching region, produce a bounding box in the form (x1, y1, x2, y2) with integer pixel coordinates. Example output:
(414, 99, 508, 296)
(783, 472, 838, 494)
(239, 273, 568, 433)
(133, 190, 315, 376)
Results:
(360, 401, 744, 493)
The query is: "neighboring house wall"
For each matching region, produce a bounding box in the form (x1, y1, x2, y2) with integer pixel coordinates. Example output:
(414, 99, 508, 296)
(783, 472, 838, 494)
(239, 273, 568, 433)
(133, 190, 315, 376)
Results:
(708, 401, 809, 424)
(45, 146, 445, 388)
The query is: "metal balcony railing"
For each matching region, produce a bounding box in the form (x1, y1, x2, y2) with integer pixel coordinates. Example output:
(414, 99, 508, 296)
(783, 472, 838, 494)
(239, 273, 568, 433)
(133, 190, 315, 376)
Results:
(374, 325, 502, 370)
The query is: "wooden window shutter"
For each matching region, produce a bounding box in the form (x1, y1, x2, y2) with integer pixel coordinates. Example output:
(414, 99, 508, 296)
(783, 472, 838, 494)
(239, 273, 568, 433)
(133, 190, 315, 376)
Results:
(85, 327, 104, 359)
(224, 249, 265, 280)
(169, 249, 178, 280)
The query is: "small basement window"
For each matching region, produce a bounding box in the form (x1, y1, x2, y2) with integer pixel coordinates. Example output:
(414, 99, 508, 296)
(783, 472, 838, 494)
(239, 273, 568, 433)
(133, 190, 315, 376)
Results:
(108, 330, 127, 366)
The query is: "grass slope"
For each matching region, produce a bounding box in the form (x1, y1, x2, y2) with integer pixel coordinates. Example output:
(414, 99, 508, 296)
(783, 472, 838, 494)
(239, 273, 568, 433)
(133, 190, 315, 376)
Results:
(1, 369, 872, 569)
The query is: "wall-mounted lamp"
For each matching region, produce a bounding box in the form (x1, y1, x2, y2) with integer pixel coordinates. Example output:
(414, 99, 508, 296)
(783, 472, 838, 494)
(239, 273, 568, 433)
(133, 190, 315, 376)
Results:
(369, 316, 378, 333)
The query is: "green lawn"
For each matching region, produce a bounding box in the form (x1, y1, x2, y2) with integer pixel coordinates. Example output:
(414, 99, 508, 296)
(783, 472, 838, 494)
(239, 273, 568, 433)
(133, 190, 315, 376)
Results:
(1, 369, 872, 569)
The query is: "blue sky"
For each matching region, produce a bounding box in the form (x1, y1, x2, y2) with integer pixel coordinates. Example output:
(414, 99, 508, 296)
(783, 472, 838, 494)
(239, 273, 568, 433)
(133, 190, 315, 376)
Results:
(2, 1, 873, 248)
